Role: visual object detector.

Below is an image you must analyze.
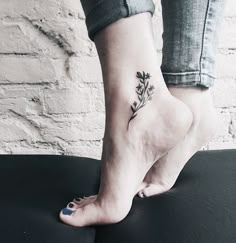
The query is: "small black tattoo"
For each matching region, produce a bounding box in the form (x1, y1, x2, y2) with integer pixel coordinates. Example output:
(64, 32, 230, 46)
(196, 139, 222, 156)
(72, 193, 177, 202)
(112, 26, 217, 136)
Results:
(128, 71, 155, 128)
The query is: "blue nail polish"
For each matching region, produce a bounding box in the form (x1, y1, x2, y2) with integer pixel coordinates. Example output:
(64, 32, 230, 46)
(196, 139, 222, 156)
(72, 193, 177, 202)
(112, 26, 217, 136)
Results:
(62, 208, 74, 216)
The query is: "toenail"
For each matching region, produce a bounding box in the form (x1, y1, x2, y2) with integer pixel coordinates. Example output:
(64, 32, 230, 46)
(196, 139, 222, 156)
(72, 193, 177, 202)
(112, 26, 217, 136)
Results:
(74, 197, 82, 201)
(68, 203, 74, 208)
(62, 208, 74, 216)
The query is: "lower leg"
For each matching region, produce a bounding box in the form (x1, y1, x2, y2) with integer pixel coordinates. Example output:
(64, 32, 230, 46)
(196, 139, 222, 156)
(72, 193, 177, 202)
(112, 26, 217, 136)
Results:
(60, 12, 192, 226)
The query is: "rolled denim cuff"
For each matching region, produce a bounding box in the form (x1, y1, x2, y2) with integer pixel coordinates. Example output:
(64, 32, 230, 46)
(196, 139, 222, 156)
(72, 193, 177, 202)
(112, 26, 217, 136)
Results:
(162, 71, 215, 89)
(80, 0, 155, 42)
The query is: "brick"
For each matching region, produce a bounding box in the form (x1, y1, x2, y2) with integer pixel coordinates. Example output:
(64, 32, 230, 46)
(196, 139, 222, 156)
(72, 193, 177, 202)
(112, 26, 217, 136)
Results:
(152, 1, 163, 51)
(152, 16, 163, 51)
(0, 88, 43, 115)
(24, 18, 92, 56)
(60, 0, 85, 19)
(216, 50, 236, 78)
(0, 23, 35, 54)
(153, 0, 162, 17)
(6, 146, 60, 155)
(43, 87, 94, 114)
(219, 18, 236, 48)
(0, 56, 64, 83)
(211, 79, 236, 108)
(37, 113, 104, 141)
(224, 0, 236, 17)
(0, 0, 80, 19)
(212, 109, 233, 142)
(69, 56, 102, 83)
(0, 138, 68, 154)
(42, 124, 104, 142)
(91, 85, 105, 112)
(66, 20, 91, 53)
(0, 118, 31, 142)
(0, 21, 68, 57)
(64, 140, 102, 159)
(229, 112, 236, 138)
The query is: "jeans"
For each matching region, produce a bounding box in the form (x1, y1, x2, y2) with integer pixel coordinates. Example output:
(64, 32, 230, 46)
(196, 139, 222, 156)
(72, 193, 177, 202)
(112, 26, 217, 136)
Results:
(80, 0, 226, 88)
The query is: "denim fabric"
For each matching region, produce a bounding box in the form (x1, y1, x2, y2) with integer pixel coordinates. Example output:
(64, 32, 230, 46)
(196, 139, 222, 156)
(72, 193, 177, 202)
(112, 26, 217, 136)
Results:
(161, 0, 226, 88)
(80, 0, 155, 41)
(80, 0, 226, 88)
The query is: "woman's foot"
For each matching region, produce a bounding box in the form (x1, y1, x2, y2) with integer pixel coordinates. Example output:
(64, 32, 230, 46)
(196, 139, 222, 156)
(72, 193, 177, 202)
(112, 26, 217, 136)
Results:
(137, 86, 219, 198)
(59, 13, 192, 227)
(67, 87, 217, 206)
(60, 80, 192, 226)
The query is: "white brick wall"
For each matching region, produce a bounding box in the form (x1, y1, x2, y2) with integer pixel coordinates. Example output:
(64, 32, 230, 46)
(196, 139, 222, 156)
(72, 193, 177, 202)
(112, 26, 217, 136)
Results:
(0, 0, 235, 158)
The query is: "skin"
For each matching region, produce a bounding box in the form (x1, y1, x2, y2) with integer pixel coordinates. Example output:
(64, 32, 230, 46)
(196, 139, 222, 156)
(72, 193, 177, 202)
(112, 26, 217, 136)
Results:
(59, 12, 218, 227)
(69, 86, 218, 207)
(128, 71, 155, 129)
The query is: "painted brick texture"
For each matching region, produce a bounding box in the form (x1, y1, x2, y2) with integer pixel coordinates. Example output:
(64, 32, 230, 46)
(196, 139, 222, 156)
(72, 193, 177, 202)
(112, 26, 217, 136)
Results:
(0, 0, 235, 158)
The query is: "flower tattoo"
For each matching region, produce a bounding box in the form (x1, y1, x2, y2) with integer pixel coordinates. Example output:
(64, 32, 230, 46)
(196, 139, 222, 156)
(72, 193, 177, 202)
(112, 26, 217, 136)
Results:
(128, 71, 155, 128)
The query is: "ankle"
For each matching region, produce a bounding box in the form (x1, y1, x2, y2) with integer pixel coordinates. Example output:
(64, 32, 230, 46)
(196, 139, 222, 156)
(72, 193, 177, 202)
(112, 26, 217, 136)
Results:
(103, 71, 169, 128)
(168, 87, 218, 142)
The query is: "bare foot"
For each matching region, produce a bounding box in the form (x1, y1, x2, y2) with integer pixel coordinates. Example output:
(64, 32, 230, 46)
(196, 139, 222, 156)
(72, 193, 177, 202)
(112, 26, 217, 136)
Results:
(59, 13, 192, 227)
(137, 87, 219, 198)
(60, 80, 192, 226)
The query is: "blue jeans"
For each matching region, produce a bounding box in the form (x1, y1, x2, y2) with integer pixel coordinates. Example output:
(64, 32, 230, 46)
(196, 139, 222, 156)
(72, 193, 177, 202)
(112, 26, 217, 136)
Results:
(80, 0, 226, 88)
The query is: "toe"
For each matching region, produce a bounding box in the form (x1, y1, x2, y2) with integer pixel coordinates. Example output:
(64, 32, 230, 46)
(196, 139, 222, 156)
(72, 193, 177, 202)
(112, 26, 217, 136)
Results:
(138, 190, 145, 198)
(61, 207, 76, 216)
(141, 184, 167, 198)
(66, 202, 77, 209)
(73, 195, 97, 204)
(73, 195, 97, 207)
(73, 197, 83, 202)
(60, 202, 100, 227)
(60, 199, 130, 226)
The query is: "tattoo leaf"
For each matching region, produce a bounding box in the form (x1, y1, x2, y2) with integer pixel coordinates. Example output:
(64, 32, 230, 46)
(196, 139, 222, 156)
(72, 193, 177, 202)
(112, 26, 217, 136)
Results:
(131, 106, 135, 113)
(136, 84, 143, 91)
(145, 73, 151, 79)
(129, 113, 137, 121)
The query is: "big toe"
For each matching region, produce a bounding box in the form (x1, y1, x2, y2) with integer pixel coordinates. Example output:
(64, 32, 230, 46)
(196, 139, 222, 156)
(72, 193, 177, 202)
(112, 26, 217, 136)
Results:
(60, 202, 100, 227)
